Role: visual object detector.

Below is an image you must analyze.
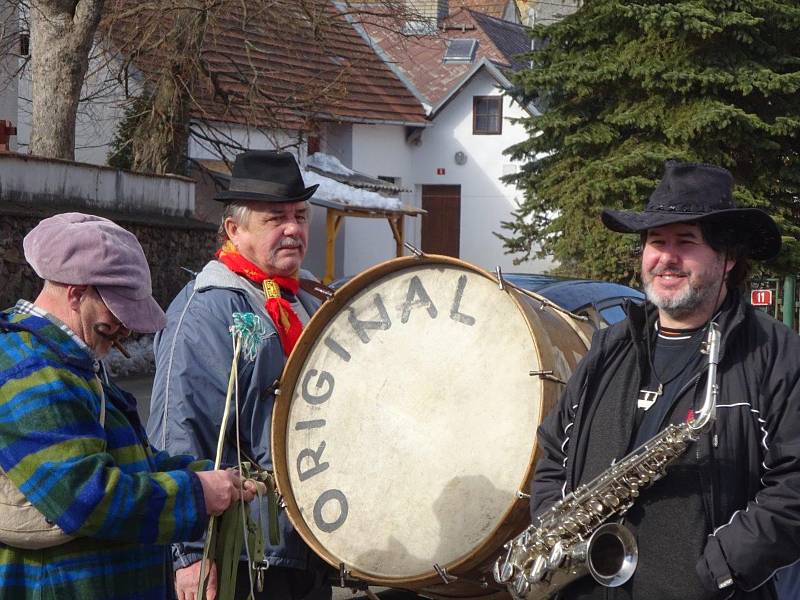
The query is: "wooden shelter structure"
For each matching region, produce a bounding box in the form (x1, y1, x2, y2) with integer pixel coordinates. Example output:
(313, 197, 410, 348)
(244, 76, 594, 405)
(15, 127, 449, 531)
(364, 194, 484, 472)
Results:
(309, 197, 425, 283)
(305, 164, 425, 283)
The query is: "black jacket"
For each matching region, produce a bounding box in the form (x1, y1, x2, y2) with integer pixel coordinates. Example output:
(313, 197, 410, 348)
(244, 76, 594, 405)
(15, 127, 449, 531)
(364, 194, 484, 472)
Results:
(532, 293, 800, 599)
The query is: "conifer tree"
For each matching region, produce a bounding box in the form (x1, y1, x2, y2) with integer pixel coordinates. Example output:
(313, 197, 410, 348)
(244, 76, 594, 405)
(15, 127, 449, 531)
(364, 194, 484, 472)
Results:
(501, 0, 800, 284)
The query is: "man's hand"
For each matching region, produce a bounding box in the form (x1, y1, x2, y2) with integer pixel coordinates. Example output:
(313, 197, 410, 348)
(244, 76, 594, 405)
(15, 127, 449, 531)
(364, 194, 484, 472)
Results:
(196, 470, 258, 516)
(176, 559, 216, 600)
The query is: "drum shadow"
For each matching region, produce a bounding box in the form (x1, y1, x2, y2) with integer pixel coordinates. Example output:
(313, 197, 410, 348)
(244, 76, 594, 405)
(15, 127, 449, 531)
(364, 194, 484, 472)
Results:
(432, 475, 508, 566)
(354, 535, 432, 576)
(352, 475, 508, 578)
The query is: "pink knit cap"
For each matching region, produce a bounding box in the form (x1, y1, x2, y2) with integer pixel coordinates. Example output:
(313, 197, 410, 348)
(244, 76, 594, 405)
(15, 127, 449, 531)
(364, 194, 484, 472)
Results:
(23, 213, 166, 333)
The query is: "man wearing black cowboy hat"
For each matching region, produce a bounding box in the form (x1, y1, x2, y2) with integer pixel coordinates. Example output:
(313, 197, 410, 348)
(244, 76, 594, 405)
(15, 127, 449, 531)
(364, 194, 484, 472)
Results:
(147, 151, 330, 600)
(529, 161, 800, 599)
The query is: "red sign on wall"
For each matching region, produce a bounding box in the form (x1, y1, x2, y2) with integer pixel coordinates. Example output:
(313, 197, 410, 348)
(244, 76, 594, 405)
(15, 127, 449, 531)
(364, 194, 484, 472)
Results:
(436, 168, 445, 175)
(751, 289, 773, 306)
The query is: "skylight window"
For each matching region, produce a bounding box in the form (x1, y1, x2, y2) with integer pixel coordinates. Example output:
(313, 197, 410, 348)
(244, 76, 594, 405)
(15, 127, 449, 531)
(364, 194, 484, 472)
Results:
(443, 39, 477, 63)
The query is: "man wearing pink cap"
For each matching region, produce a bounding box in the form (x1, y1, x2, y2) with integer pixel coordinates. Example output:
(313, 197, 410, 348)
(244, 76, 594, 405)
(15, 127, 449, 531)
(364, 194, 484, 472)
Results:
(0, 213, 255, 600)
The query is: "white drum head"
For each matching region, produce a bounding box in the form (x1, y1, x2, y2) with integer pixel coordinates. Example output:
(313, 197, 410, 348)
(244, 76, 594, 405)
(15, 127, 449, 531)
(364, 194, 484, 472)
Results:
(281, 263, 548, 580)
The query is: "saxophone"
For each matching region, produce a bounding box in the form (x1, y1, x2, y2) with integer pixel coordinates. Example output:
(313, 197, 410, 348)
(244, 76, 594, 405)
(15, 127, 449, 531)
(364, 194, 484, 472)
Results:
(494, 323, 721, 600)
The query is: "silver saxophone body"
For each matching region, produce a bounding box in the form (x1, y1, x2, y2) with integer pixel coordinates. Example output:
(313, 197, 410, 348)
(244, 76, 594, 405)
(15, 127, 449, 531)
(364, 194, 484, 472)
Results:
(494, 322, 721, 600)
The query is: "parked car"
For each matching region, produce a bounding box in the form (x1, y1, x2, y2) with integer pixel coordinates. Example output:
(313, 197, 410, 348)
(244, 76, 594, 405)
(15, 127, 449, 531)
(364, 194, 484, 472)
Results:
(502, 273, 645, 328)
(330, 270, 644, 330)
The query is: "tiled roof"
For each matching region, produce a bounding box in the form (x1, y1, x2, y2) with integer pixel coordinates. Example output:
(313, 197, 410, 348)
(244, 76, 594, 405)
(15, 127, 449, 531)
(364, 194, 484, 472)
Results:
(360, 8, 531, 105)
(103, 0, 426, 130)
(469, 11, 531, 70)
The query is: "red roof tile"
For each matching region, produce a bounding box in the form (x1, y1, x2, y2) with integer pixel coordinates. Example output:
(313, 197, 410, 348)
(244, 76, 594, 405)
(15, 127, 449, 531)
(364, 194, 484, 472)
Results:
(103, 0, 426, 130)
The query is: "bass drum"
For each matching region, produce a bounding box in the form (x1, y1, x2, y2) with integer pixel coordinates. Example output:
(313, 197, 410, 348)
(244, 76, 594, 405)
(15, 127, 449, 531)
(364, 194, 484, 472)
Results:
(273, 256, 591, 598)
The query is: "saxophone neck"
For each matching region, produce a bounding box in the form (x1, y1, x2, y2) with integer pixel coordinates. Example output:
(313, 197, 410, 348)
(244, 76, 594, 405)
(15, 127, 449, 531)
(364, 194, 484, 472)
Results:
(690, 322, 721, 432)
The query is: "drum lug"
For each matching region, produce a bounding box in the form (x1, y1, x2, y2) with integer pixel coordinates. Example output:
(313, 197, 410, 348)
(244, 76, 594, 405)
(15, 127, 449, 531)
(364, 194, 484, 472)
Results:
(338, 562, 368, 591)
(265, 379, 281, 397)
(434, 563, 458, 584)
(403, 242, 424, 258)
(530, 370, 567, 385)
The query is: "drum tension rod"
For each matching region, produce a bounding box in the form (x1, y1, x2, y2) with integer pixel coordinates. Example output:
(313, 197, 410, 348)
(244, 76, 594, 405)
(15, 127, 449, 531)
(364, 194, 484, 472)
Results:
(495, 266, 506, 291)
(313, 285, 335, 300)
(530, 370, 568, 385)
(434, 563, 458, 584)
(403, 242, 424, 258)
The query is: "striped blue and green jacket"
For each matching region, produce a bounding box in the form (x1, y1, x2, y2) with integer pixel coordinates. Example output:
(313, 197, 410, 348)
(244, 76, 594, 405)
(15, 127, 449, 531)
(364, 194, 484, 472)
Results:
(0, 309, 212, 599)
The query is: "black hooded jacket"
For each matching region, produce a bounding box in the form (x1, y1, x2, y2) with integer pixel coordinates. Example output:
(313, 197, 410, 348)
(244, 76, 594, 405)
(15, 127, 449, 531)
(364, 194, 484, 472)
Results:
(531, 293, 800, 599)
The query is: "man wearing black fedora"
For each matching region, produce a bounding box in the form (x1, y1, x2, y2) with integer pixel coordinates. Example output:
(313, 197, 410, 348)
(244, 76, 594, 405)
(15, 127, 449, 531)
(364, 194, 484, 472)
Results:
(147, 151, 330, 600)
(529, 161, 800, 598)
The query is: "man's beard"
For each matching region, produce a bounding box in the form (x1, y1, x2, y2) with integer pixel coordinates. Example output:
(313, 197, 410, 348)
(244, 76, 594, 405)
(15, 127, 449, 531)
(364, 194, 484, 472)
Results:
(644, 265, 724, 320)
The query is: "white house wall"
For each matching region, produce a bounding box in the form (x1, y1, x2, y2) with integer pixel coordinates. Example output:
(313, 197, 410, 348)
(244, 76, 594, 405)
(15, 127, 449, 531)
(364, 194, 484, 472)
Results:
(188, 121, 304, 161)
(333, 70, 552, 280)
(344, 122, 419, 277)
(415, 70, 551, 274)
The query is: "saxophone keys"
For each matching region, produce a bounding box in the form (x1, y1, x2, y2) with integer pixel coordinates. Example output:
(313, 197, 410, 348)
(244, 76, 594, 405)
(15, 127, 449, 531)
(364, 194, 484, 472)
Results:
(548, 540, 566, 568)
(590, 500, 605, 516)
(513, 574, 531, 598)
(530, 554, 548, 583)
(493, 545, 515, 583)
(603, 494, 620, 508)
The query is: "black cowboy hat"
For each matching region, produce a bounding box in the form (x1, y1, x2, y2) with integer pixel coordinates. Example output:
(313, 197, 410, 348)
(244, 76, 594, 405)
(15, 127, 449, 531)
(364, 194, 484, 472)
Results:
(214, 150, 318, 203)
(601, 160, 781, 261)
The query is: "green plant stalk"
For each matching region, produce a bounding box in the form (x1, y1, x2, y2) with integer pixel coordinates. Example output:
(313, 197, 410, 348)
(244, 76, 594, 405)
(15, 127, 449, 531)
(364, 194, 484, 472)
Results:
(197, 334, 242, 599)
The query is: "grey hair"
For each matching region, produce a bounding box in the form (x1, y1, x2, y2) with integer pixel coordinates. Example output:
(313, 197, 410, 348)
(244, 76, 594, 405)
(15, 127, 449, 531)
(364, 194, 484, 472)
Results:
(216, 200, 313, 246)
(217, 202, 253, 245)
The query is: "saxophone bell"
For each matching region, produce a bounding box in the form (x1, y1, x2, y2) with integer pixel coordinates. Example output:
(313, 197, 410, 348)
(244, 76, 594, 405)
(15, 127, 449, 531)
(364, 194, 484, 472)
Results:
(584, 523, 638, 588)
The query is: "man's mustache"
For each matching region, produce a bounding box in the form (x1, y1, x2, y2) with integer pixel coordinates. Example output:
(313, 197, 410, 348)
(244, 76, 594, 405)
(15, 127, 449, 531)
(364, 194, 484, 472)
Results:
(278, 237, 304, 250)
(93, 322, 130, 358)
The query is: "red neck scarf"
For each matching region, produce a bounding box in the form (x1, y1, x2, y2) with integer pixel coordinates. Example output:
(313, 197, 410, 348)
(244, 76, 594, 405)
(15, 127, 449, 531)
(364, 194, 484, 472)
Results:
(216, 241, 303, 355)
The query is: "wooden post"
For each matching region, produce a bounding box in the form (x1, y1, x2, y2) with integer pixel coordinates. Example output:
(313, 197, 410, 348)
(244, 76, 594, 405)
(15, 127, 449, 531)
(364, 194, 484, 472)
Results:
(387, 215, 405, 257)
(324, 210, 343, 284)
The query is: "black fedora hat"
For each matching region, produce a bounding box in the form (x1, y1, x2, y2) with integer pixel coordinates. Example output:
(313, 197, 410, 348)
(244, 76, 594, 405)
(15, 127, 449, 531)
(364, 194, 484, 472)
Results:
(215, 150, 318, 203)
(601, 160, 781, 260)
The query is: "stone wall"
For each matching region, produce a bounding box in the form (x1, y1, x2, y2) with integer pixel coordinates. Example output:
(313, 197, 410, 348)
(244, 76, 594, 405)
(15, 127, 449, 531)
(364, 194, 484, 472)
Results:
(0, 203, 217, 311)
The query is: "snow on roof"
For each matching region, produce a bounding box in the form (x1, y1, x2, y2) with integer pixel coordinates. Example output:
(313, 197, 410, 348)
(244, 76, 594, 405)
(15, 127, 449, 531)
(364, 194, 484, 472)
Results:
(307, 152, 354, 176)
(304, 168, 401, 210)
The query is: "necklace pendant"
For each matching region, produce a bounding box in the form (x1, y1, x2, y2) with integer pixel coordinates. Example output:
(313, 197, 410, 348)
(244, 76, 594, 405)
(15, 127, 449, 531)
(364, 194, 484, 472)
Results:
(637, 384, 663, 411)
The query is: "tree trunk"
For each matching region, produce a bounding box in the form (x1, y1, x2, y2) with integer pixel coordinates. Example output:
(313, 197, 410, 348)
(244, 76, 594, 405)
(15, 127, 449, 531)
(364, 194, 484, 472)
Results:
(131, 1, 206, 175)
(29, 0, 105, 160)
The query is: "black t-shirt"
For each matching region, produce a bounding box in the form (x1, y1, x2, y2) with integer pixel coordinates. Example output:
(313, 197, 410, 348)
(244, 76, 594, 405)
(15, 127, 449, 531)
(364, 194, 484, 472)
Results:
(630, 325, 706, 449)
